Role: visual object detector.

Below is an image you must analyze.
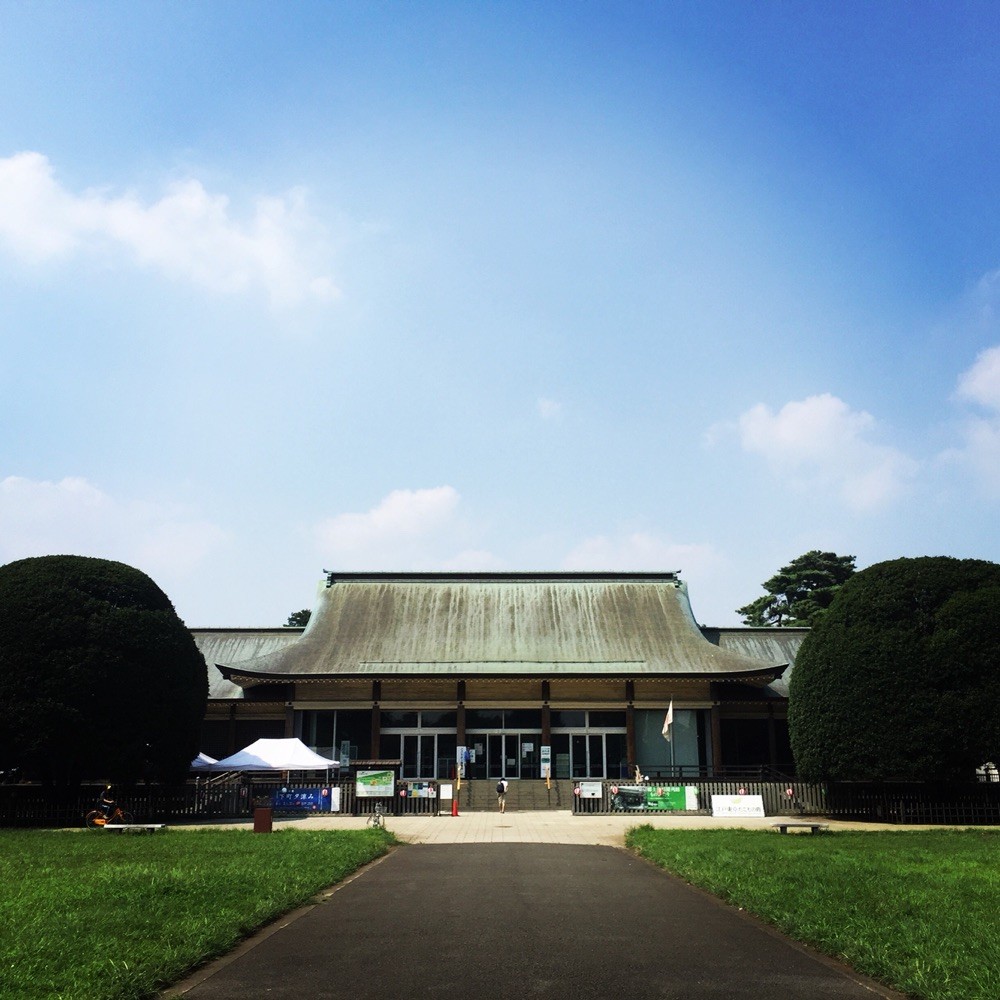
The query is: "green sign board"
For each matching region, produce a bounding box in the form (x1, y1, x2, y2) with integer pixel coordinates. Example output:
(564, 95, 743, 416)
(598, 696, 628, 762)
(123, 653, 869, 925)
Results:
(644, 785, 697, 811)
(356, 769, 394, 798)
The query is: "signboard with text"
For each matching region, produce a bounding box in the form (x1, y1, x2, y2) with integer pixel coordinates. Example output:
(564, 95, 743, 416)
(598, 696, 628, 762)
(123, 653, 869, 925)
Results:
(272, 787, 339, 812)
(644, 785, 699, 811)
(356, 770, 395, 798)
(711, 794, 766, 817)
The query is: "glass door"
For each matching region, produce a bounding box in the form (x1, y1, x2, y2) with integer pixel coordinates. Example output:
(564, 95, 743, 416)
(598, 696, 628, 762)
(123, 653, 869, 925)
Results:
(487, 733, 504, 778)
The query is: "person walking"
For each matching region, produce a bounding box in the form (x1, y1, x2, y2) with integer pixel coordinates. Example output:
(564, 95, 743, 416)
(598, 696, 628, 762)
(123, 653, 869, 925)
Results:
(496, 777, 509, 813)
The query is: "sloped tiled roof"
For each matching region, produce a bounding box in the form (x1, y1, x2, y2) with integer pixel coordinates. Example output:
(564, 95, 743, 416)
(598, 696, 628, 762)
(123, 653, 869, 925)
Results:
(216, 573, 788, 685)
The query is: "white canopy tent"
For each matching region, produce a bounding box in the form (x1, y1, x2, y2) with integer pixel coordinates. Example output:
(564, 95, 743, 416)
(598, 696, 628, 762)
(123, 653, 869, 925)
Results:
(208, 738, 338, 772)
(190, 752, 218, 770)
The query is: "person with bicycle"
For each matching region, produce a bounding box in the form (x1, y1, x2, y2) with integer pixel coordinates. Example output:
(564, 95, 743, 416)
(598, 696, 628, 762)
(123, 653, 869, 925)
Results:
(98, 785, 115, 818)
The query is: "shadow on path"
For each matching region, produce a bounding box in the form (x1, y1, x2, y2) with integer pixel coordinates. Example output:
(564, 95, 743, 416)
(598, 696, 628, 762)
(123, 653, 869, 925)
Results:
(169, 844, 903, 999)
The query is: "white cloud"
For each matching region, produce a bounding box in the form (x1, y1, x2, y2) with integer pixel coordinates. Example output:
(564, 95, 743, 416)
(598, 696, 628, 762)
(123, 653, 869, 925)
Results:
(0, 151, 337, 305)
(0, 475, 226, 579)
(562, 532, 720, 575)
(943, 344, 1000, 494)
(956, 344, 1000, 411)
(733, 393, 918, 511)
(442, 548, 506, 571)
(537, 397, 563, 420)
(315, 487, 463, 566)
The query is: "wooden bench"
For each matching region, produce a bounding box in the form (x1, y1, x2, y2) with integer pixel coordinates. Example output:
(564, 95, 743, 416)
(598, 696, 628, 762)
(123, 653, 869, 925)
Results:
(103, 824, 166, 834)
(772, 821, 829, 835)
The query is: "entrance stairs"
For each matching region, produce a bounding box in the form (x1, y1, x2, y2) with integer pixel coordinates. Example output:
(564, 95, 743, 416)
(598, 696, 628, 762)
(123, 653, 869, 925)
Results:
(458, 779, 574, 812)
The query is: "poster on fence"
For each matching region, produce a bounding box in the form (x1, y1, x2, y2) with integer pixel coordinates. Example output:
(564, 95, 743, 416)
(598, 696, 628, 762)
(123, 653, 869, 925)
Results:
(356, 770, 394, 798)
(645, 785, 700, 811)
(272, 787, 338, 812)
(711, 794, 765, 817)
(406, 782, 437, 799)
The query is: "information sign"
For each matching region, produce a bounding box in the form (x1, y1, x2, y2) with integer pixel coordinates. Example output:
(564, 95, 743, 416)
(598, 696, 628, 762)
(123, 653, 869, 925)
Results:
(711, 794, 766, 817)
(356, 769, 395, 798)
(644, 785, 700, 811)
(272, 787, 336, 812)
(539, 745, 551, 779)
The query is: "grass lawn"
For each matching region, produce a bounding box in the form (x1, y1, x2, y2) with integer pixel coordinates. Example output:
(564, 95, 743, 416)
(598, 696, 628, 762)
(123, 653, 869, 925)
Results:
(0, 826, 393, 1000)
(627, 826, 1000, 1000)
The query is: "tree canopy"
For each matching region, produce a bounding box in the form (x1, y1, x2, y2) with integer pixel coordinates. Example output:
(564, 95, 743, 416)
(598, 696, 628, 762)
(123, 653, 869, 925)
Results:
(0, 555, 207, 784)
(737, 550, 856, 626)
(285, 609, 311, 627)
(788, 556, 1000, 781)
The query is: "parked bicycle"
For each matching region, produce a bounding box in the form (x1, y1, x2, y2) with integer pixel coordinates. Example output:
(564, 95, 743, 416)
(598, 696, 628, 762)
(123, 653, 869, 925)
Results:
(85, 803, 134, 828)
(366, 801, 386, 828)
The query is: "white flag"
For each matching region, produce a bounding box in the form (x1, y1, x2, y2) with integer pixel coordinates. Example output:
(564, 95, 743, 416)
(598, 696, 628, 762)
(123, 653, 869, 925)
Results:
(662, 700, 674, 742)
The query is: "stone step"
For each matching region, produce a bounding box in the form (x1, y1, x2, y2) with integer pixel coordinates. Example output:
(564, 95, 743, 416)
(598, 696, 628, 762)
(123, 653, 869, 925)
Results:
(457, 779, 575, 811)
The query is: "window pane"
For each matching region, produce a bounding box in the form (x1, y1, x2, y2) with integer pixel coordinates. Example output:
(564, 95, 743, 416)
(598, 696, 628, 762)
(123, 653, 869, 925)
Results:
(571, 735, 587, 777)
(420, 711, 457, 729)
(403, 734, 419, 779)
(551, 710, 586, 728)
(437, 733, 457, 779)
(380, 733, 401, 762)
(381, 710, 419, 728)
(605, 733, 629, 780)
(588, 711, 626, 728)
(419, 735, 436, 777)
(466, 709, 503, 729)
(335, 710, 371, 760)
(552, 733, 570, 779)
(504, 709, 541, 730)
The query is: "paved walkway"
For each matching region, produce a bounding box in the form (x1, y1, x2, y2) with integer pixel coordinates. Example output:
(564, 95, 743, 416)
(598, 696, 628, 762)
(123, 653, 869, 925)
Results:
(163, 811, 915, 999)
(179, 807, 971, 843)
(168, 842, 904, 999)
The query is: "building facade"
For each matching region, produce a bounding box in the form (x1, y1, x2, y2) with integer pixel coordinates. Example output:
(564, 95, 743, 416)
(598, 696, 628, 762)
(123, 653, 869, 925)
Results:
(195, 572, 807, 779)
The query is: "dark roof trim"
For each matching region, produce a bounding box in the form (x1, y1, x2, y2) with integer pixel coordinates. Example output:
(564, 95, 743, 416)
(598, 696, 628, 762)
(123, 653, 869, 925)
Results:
(323, 570, 681, 585)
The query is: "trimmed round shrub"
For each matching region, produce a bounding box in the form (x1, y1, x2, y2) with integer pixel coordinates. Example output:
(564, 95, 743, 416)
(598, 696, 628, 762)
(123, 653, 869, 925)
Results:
(0, 555, 207, 784)
(789, 556, 1000, 781)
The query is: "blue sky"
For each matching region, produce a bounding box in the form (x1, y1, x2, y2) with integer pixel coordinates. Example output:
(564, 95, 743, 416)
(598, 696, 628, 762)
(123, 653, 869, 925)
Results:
(2, 1, 999, 627)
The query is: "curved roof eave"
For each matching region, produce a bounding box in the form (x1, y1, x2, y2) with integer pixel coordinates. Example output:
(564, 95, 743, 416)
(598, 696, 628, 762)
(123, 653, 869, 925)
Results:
(216, 575, 787, 683)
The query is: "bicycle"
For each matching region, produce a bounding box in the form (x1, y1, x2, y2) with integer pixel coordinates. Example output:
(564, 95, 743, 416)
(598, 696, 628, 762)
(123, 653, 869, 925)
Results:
(85, 803, 134, 828)
(366, 801, 386, 828)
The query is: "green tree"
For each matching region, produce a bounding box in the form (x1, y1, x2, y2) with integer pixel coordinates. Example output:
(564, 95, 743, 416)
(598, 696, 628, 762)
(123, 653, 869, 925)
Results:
(788, 556, 1000, 781)
(737, 550, 856, 626)
(285, 609, 311, 627)
(0, 555, 207, 784)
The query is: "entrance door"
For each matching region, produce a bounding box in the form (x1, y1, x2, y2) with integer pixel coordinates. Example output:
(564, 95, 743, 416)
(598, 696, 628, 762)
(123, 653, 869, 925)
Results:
(486, 734, 521, 778)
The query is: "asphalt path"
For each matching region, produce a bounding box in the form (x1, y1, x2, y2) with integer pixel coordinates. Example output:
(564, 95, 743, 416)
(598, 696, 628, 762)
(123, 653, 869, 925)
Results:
(170, 843, 903, 999)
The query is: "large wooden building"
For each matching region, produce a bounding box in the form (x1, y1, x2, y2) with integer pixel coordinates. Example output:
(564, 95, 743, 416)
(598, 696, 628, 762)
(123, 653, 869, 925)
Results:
(195, 572, 807, 779)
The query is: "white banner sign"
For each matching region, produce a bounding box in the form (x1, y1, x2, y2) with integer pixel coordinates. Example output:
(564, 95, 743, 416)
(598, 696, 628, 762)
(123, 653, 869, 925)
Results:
(711, 794, 766, 817)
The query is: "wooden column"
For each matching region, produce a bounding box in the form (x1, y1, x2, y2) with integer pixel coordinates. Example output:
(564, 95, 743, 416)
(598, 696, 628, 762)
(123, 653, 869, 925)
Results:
(767, 703, 777, 769)
(284, 702, 295, 738)
(370, 680, 381, 759)
(710, 689, 723, 776)
(625, 680, 636, 772)
(541, 680, 551, 749)
(227, 704, 238, 756)
(456, 680, 466, 746)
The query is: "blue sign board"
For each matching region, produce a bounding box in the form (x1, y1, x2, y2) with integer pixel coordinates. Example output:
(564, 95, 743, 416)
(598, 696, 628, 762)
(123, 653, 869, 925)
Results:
(273, 787, 334, 812)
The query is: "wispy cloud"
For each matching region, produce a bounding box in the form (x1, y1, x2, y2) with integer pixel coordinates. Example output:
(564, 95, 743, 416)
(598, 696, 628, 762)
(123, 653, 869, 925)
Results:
(537, 397, 563, 420)
(562, 531, 719, 574)
(315, 487, 464, 567)
(0, 151, 337, 305)
(0, 475, 226, 579)
(732, 393, 918, 511)
(944, 344, 1000, 494)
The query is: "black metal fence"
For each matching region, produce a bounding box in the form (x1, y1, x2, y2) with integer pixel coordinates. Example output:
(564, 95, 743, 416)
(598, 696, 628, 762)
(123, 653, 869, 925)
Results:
(0, 777, 444, 828)
(824, 781, 1000, 825)
(571, 779, 826, 816)
(5, 778, 1000, 827)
